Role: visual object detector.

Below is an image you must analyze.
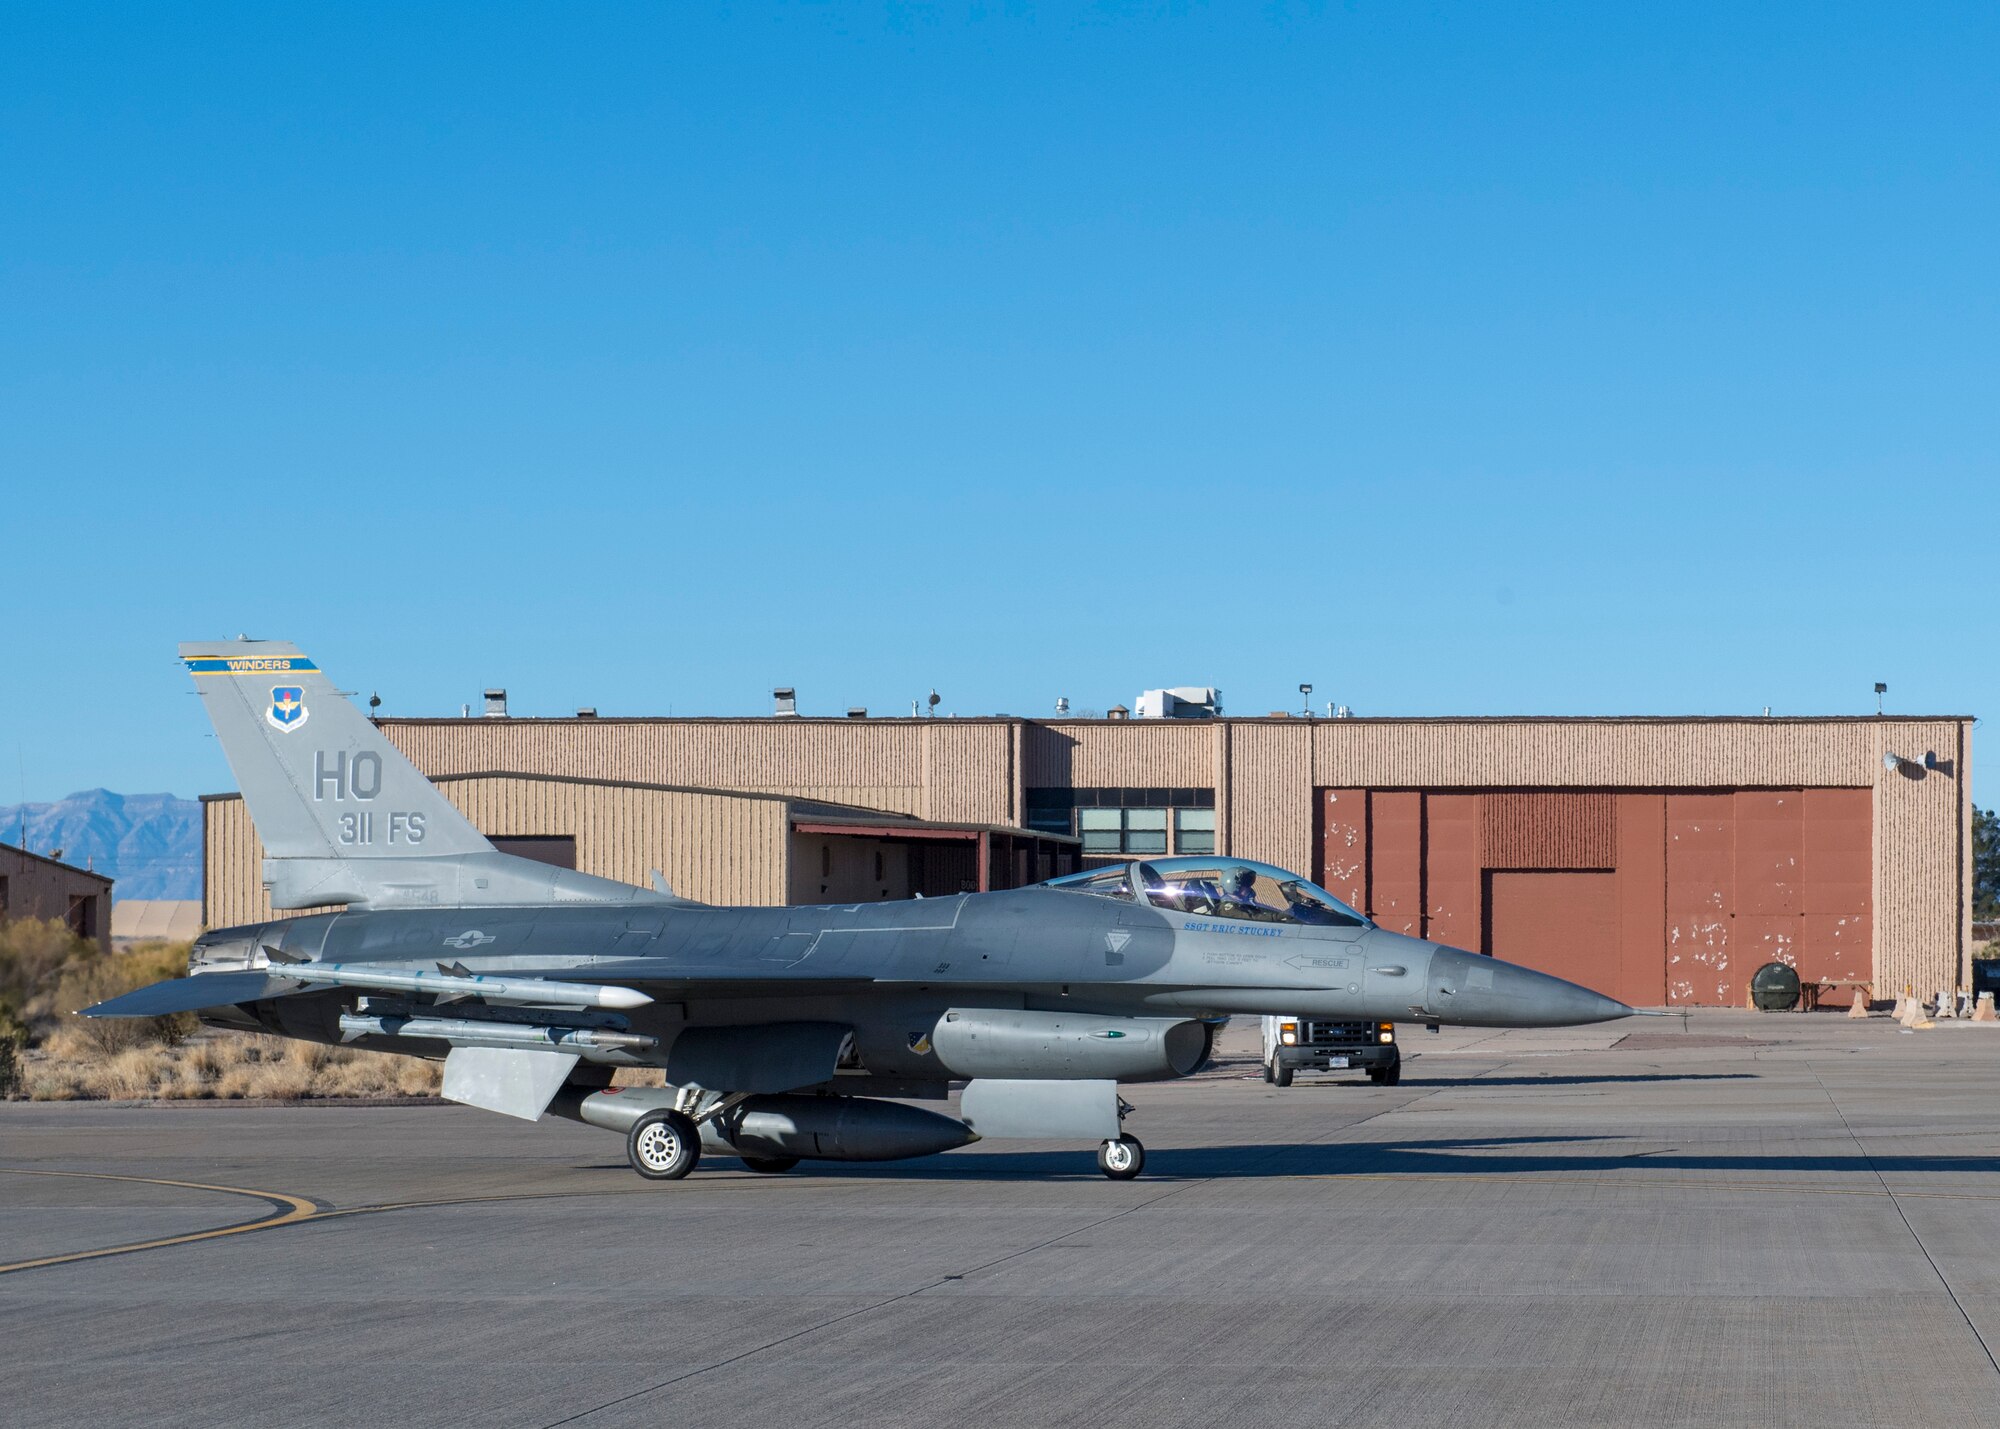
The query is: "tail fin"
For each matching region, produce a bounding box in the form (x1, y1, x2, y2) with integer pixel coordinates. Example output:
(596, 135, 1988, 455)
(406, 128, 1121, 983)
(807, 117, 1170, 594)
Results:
(183, 639, 660, 911)
(182, 640, 491, 861)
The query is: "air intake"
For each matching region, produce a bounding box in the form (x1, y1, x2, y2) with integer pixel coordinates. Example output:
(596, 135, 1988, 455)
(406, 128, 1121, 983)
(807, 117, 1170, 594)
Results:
(483, 689, 508, 718)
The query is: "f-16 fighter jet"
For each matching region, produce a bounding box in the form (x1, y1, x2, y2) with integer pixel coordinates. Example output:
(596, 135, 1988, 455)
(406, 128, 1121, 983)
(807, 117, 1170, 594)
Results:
(87, 642, 1635, 1180)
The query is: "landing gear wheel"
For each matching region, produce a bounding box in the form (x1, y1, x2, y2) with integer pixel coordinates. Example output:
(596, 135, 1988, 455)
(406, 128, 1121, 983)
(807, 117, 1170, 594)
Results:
(627, 1110, 701, 1180)
(1271, 1063, 1294, 1088)
(1097, 1134, 1145, 1180)
(739, 1155, 799, 1174)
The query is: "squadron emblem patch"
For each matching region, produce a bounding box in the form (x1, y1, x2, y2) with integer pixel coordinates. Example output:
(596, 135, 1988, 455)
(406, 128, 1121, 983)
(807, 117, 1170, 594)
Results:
(267, 685, 309, 732)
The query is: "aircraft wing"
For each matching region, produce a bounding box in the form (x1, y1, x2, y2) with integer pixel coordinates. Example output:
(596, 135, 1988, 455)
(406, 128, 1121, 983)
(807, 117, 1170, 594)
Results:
(81, 963, 881, 1021)
(81, 971, 306, 1018)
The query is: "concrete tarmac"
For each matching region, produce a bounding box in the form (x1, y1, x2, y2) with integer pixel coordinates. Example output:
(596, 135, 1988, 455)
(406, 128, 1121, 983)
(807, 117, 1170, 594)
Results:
(5, 1010, 2000, 1428)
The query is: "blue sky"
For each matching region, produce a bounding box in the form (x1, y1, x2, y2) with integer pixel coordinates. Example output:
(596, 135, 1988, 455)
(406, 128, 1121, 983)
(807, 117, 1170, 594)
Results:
(2, 3, 1992, 803)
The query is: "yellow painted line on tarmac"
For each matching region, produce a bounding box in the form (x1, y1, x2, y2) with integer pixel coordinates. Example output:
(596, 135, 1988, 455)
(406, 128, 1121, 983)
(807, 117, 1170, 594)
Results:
(0, 1169, 672, 1279)
(0, 1169, 320, 1276)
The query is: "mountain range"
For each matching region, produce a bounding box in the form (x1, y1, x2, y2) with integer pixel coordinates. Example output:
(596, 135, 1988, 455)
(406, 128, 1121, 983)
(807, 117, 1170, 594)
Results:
(0, 790, 202, 900)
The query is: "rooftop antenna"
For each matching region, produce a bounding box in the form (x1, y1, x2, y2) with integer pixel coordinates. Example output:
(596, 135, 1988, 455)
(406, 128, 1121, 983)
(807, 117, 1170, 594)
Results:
(368, 691, 382, 722)
(1299, 682, 1313, 717)
(927, 689, 941, 718)
(1874, 681, 1887, 716)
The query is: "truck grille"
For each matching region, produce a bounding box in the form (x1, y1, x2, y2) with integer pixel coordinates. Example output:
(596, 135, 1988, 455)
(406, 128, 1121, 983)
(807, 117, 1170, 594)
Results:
(1303, 1020, 1374, 1045)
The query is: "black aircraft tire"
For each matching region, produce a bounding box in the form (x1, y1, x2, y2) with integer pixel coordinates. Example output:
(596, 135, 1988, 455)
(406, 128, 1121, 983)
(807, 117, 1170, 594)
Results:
(1097, 1135, 1145, 1180)
(627, 1110, 702, 1181)
(1271, 1064, 1294, 1088)
(739, 1155, 800, 1174)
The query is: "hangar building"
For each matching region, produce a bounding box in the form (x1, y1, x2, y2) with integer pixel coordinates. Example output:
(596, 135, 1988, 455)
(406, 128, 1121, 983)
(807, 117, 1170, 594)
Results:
(204, 709, 1976, 1008)
(2, 842, 113, 953)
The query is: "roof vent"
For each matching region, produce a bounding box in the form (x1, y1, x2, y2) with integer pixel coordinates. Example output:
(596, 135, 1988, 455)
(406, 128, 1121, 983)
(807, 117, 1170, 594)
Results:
(576, 707, 597, 719)
(483, 688, 508, 718)
(1107, 704, 1130, 720)
(846, 706, 868, 719)
(773, 687, 798, 718)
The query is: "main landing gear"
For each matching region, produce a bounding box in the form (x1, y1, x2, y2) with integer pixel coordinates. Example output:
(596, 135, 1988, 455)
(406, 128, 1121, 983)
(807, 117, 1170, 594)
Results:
(625, 1086, 762, 1181)
(627, 1109, 702, 1180)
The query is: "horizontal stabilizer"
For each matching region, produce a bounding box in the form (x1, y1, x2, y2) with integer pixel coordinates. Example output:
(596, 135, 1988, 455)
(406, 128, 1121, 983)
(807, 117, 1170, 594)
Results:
(81, 971, 303, 1018)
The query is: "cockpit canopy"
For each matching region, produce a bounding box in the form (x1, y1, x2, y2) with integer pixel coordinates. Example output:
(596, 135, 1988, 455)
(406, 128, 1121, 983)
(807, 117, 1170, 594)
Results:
(1042, 856, 1370, 928)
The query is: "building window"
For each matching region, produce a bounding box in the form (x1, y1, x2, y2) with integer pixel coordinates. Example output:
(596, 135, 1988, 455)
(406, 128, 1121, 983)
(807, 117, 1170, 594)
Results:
(1079, 807, 1169, 855)
(1024, 788, 1077, 837)
(1175, 808, 1216, 855)
(1031, 788, 1216, 855)
(1125, 808, 1168, 854)
(67, 894, 96, 940)
(1078, 808, 1122, 853)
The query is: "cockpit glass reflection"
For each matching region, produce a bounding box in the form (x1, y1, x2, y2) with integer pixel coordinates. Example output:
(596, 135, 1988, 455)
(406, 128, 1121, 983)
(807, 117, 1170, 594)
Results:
(1044, 857, 1368, 928)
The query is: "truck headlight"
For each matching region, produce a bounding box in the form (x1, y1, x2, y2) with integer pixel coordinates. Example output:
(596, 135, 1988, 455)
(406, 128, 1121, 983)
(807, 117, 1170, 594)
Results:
(1379, 1022, 1395, 1044)
(1279, 1022, 1298, 1046)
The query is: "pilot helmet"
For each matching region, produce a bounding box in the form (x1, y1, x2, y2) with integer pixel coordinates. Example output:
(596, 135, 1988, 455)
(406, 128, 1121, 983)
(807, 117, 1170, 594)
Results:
(1220, 866, 1257, 899)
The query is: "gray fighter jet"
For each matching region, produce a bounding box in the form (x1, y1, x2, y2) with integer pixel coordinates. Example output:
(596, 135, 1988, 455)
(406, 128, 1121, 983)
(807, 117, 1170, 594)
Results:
(87, 641, 1634, 1180)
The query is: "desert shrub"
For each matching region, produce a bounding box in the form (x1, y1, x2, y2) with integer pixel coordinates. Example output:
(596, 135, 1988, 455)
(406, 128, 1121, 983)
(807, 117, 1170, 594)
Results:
(0, 917, 96, 1018)
(24, 1029, 443, 1101)
(54, 942, 196, 1054)
(0, 997, 28, 1096)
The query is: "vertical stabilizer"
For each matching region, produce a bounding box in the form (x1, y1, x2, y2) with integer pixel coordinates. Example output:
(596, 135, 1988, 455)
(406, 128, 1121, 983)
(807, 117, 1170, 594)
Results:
(181, 640, 492, 860)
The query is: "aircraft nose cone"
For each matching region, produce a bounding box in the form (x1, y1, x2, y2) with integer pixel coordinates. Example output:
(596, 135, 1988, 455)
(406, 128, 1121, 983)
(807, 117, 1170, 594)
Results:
(1429, 945, 1633, 1027)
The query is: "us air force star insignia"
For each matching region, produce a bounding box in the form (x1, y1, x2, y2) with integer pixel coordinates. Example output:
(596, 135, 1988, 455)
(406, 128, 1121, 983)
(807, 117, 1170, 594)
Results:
(443, 930, 497, 950)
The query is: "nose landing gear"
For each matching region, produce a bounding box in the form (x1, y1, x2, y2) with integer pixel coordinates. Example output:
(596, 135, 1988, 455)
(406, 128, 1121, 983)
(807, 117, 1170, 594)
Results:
(1096, 1095, 1145, 1179)
(1097, 1134, 1145, 1179)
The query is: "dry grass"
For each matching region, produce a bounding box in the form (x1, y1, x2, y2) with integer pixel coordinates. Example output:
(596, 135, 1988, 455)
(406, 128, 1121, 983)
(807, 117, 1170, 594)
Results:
(0, 921, 438, 1102)
(21, 1029, 442, 1102)
(53, 942, 198, 1053)
(1, 917, 95, 1017)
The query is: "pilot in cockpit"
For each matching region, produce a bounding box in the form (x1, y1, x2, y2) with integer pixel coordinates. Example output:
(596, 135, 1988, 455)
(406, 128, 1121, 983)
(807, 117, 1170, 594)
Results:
(1217, 866, 1283, 921)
